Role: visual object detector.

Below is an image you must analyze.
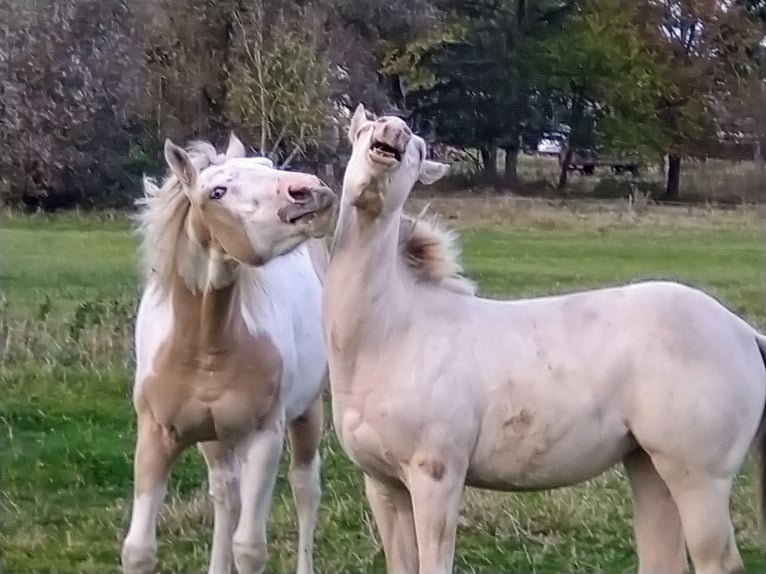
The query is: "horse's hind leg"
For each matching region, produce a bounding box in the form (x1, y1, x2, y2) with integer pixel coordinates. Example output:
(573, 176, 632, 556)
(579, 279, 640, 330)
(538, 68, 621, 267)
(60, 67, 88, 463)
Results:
(652, 454, 744, 574)
(287, 395, 323, 574)
(122, 413, 180, 574)
(199, 441, 241, 574)
(623, 449, 687, 574)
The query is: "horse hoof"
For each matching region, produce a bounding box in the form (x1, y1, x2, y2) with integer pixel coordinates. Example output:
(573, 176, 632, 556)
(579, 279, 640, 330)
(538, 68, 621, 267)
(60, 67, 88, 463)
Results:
(121, 543, 157, 574)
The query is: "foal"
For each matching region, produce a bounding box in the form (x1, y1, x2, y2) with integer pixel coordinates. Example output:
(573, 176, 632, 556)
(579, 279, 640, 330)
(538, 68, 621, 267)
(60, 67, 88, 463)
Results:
(121, 135, 335, 574)
(324, 105, 766, 574)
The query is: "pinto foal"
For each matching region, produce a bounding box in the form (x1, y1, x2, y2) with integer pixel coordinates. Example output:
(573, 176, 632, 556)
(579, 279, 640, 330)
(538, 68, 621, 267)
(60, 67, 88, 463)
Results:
(122, 135, 335, 574)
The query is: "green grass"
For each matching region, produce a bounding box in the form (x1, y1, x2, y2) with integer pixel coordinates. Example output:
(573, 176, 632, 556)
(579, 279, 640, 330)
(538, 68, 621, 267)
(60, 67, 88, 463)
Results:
(2, 207, 765, 573)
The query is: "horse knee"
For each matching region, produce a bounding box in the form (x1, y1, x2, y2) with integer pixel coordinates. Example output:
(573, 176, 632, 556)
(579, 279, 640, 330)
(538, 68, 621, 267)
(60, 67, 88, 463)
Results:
(289, 454, 321, 502)
(121, 543, 157, 574)
(233, 539, 267, 574)
(208, 467, 240, 511)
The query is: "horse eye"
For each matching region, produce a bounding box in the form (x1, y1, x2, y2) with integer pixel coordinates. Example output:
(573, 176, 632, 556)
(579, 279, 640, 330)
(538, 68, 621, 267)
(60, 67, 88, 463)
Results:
(357, 124, 372, 139)
(210, 186, 227, 200)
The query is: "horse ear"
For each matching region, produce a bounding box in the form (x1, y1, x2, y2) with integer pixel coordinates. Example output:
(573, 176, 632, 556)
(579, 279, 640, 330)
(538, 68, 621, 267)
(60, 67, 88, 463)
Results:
(226, 132, 247, 159)
(164, 139, 197, 190)
(418, 160, 450, 185)
(348, 103, 368, 143)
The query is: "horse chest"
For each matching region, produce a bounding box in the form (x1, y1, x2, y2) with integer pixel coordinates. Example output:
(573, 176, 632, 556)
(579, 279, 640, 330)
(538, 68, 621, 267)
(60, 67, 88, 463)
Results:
(336, 406, 400, 479)
(138, 335, 282, 443)
(332, 386, 432, 481)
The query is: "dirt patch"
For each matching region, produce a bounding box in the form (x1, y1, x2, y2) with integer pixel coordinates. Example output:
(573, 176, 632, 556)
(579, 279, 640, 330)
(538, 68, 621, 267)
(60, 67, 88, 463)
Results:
(404, 193, 764, 231)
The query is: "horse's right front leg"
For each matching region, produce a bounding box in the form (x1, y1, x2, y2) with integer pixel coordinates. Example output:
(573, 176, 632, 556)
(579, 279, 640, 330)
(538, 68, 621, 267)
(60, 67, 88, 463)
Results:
(121, 413, 179, 574)
(364, 474, 418, 574)
(232, 414, 286, 574)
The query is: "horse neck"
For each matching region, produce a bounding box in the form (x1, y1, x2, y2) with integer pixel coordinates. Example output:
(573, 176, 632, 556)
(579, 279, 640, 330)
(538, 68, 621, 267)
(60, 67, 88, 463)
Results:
(327, 197, 411, 349)
(171, 276, 244, 353)
(174, 208, 238, 291)
(331, 198, 403, 294)
(170, 217, 246, 354)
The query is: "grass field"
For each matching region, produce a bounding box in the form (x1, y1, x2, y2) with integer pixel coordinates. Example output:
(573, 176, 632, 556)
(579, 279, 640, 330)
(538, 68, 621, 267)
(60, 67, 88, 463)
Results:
(2, 201, 766, 573)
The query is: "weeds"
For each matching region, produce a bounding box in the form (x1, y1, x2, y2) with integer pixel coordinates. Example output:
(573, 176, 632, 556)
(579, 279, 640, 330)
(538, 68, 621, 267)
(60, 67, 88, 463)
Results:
(1, 293, 135, 373)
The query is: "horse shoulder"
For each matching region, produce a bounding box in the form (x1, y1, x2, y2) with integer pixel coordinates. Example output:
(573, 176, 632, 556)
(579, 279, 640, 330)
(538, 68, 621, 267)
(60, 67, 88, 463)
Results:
(242, 251, 324, 361)
(133, 282, 175, 404)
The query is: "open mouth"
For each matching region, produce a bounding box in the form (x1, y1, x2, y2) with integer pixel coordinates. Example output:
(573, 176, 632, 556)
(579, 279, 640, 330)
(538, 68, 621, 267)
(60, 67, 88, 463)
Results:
(369, 140, 402, 165)
(283, 207, 325, 224)
(278, 189, 335, 225)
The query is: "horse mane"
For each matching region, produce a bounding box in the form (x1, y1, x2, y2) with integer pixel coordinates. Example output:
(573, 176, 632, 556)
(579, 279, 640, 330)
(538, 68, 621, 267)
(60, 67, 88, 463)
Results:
(134, 140, 224, 293)
(398, 210, 476, 295)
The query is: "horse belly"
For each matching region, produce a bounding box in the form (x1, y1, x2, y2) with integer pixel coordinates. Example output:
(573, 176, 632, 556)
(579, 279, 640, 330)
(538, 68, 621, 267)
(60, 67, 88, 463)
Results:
(253, 249, 326, 423)
(467, 410, 635, 491)
(281, 329, 326, 421)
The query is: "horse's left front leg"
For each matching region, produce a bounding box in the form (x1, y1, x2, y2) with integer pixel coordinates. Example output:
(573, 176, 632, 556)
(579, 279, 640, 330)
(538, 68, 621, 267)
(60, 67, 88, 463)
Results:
(287, 395, 323, 574)
(199, 440, 241, 574)
(232, 413, 286, 574)
(406, 455, 466, 574)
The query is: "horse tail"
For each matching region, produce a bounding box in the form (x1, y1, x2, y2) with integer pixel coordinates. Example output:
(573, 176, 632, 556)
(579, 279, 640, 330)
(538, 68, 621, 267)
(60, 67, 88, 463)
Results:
(754, 331, 766, 539)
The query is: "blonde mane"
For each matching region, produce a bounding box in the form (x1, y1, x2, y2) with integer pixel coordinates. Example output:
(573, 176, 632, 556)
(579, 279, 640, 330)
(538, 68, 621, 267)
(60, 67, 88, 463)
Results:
(398, 211, 476, 295)
(134, 140, 224, 292)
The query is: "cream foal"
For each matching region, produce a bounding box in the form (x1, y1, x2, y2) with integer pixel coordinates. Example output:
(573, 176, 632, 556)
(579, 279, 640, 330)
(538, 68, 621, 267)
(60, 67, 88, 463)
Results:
(323, 104, 766, 574)
(122, 135, 335, 574)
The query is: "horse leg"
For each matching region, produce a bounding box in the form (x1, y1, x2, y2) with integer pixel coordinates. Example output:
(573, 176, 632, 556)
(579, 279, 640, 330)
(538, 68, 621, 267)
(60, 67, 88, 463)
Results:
(652, 455, 744, 574)
(232, 414, 285, 574)
(122, 413, 179, 574)
(406, 457, 466, 574)
(364, 475, 418, 574)
(287, 396, 323, 574)
(199, 441, 241, 574)
(623, 449, 687, 574)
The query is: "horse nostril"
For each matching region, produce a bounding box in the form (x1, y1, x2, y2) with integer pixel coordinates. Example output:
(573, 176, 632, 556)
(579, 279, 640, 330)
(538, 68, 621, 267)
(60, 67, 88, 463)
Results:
(316, 187, 336, 207)
(288, 187, 312, 203)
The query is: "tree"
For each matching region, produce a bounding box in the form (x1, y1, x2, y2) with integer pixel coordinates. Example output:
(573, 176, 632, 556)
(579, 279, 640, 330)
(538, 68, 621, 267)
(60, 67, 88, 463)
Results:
(226, 1, 336, 167)
(141, 0, 244, 143)
(640, 0, 765, 199)
(331, 0, 440, 111)
(0, 0, 440, 207)
(0, 0, 151, 208)
(384, 0, 574, 180)
(537, 0, 668, 188)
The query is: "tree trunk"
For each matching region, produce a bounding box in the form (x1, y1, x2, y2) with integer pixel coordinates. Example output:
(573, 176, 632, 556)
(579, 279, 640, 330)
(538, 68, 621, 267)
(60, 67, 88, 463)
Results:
(664, 153, 681, 201)
(557, 145, 573, 189)
(332, 158, 345, 187)
(480, 145, 498, 178)
(503, 145, 519, 181)
(517, 0, 527, 26)
(479, 147, 490, 172)
(558, 93, 584, 190)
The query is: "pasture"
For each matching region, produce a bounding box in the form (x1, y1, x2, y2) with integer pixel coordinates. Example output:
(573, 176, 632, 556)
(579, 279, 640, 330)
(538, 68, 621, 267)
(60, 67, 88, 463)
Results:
(2, 199, 765, 573)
